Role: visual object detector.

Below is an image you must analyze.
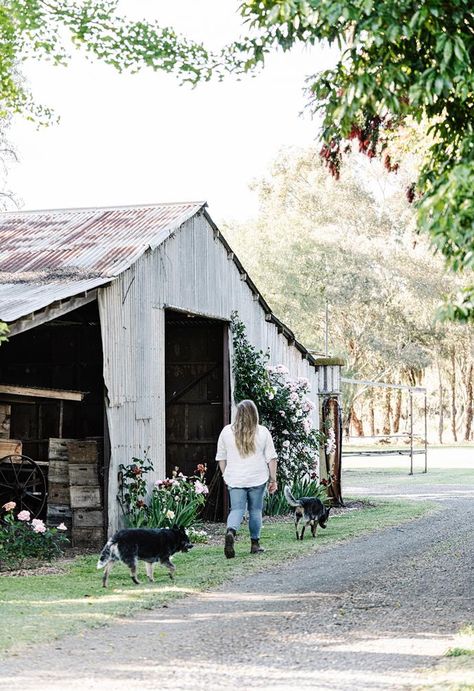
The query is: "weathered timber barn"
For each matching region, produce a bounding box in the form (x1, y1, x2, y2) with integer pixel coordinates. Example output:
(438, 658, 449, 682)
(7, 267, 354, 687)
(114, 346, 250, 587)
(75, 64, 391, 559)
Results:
(0, 203, 343, 538)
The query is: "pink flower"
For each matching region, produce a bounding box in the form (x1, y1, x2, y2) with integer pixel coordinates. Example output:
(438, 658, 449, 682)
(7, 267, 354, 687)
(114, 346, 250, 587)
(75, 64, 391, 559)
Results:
(282, 440, 290, 448)
(2, 501, 16, 512)
(17, 510, 31, 522)
(31, 518, 46, 534)
(325, 428, 337, 455)
(57, 523, 68, 531)
(194, 480, 209, 495)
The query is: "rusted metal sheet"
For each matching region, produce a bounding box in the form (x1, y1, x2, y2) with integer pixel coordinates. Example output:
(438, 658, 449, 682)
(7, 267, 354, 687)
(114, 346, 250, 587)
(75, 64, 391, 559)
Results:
(0, 203, 205, 322)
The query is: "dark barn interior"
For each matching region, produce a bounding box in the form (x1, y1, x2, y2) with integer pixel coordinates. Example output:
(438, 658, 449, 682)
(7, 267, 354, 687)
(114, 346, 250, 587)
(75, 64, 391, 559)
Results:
(165, 310, 230, 520)
(0, 301, 104, 457)
(0, 301, 106, 535)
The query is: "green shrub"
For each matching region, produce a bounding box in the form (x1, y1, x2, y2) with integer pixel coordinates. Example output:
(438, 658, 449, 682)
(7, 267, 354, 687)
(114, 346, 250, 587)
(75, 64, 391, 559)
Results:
(117, 460, 209, 530)
(148, 465, 209, 529)
(0, 502, 69, 570)
(265, 476, 330, 516)
(117, 455, 154, 528)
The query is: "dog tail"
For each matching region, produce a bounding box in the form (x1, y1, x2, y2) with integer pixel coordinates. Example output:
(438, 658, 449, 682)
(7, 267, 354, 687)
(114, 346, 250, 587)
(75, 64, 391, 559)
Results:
(284, 485, 301, 508)
(97, 538, 119, 569)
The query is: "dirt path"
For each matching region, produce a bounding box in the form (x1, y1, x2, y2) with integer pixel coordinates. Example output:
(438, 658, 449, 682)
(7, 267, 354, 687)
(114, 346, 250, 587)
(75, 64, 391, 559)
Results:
(1, 468, 473, 690)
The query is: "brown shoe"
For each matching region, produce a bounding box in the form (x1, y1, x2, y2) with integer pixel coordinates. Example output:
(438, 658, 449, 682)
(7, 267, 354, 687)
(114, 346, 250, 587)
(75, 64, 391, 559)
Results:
(250, 539, 264, 554)
(224, 528, 236, 559)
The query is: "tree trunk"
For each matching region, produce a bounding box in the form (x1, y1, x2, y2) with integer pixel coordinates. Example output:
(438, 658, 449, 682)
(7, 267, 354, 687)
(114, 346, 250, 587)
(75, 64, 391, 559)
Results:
(438, 360, 444, 445)
(382, 389, 392, 436)
(393, 389, 402, 433)
(350, 405, 364, 437)
(464, 363, 473, 442)
(369, 397, 375, 437)
(450, 347, 457, 442)
(343, 408, 351, 440)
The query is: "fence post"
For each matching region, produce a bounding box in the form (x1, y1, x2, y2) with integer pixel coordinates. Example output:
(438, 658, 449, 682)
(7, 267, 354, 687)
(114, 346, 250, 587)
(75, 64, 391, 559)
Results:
(409, 390, 414, 475)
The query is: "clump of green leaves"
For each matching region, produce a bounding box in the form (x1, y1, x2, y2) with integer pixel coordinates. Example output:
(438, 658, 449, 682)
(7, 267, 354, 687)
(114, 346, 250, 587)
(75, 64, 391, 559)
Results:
(265, 474, 329, 516)
(0, 0, 216, 120)
(223, 0, 474, 321)
(148, 465, 209, 529)
(117, 458, 209, 530)
(117, 455, 154, 528)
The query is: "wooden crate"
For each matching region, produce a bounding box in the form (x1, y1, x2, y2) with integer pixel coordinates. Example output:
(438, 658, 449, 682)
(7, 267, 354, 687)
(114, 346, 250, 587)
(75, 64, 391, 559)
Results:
(72, 526, 104, 548)
(67, 441, 98, 464)
(73, 509, 103, 528)
(70, 486, 101, 509)
(48, 482, 71, 505)
(68, 464, 98, 487)
(48, 438, 79, 483)
(48, 438, 77, 462)
(47, 503, 73, 532)
(0, 438, 22, 457)
(48, 460, 69, 484)
(0, 404, 11, 439)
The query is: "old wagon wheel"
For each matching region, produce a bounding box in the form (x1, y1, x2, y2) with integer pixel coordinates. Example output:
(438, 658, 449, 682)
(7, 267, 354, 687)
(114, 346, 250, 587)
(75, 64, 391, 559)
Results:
(0, 455, 47, 518)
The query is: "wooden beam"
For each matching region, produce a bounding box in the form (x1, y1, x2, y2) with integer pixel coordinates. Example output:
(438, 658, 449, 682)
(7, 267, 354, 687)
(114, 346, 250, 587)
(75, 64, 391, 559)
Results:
(7, 291, 98, 337)
(342, 377, 426, 393)
(0, 384, 86, 401)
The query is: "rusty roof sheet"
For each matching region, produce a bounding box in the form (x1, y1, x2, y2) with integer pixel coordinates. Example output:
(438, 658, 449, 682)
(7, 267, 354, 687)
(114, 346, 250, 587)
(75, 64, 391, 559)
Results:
(0, 202, 205, 323)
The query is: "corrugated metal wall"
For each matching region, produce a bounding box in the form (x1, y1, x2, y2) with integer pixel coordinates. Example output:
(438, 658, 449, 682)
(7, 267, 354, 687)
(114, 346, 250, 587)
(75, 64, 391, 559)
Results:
(99, 212, 339, 531)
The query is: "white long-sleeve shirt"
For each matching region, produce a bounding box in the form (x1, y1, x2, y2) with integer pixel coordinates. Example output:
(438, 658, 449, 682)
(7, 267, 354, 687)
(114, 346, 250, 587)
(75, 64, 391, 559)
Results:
(215, 424, 277, 488)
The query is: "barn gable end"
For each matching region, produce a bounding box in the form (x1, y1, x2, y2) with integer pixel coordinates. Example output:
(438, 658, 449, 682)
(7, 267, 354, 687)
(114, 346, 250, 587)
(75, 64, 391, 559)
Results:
(0, 204, 342, 533)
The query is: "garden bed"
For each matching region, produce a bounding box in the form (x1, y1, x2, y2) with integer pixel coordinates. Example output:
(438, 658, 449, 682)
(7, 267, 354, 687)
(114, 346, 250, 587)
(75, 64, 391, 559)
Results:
(0, 500, 371, 574)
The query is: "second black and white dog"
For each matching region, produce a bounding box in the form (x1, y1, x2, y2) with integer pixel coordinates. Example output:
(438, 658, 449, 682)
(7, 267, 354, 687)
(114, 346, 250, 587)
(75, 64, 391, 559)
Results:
(284, 486, 330, 540)
(97, 525, 193, 587)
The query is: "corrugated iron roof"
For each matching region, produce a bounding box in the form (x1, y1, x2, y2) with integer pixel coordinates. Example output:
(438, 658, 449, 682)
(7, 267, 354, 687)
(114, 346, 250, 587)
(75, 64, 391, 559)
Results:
(0, 202, 205, 322)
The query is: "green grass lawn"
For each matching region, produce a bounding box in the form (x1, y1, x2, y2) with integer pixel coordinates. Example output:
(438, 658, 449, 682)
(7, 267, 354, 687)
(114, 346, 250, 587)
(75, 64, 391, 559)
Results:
(0, 498, 436, 657)
(343, 467, 474, 486)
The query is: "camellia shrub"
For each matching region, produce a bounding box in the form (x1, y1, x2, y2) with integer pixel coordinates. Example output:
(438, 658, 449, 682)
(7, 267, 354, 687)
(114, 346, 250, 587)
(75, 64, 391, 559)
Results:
(231, 313, 328, 515)
(0, 501, 69, 570)
(231, 313, 324, 484)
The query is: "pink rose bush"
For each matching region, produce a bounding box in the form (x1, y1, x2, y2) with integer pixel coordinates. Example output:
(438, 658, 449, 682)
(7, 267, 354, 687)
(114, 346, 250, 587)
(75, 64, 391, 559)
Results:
(118, 460, 209, 530)
(0, 502, 68, 571)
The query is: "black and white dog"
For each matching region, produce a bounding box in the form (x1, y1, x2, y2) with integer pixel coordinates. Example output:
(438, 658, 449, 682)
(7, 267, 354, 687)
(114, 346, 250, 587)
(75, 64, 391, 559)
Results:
(97, 525, 193, 588)
(284, 486, 330, 540)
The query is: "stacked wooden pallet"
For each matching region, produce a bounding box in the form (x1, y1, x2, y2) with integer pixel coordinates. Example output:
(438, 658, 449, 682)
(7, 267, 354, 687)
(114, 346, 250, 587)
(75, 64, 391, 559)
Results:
(47, 438, 104, 547)
(68, 440, 103, 548)
(47, 438, 75, 533)
(0, 404, 11, 439)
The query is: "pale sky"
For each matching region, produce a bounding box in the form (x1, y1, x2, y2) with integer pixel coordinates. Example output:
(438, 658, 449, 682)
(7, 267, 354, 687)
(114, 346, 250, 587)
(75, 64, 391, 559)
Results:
(8, 1, 337, 223)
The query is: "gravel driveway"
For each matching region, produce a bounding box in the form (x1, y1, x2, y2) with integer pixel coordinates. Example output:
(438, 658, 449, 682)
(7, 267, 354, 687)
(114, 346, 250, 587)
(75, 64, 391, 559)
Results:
(1, 458, 473, 690)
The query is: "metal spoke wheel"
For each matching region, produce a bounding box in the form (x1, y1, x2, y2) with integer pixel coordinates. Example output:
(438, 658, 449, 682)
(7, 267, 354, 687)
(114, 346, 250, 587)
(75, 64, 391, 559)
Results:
(0, 455, 47, 518)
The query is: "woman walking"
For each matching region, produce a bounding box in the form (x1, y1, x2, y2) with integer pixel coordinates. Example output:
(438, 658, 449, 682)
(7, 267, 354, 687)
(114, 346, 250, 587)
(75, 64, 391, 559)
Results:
(215, 399, 278, 558)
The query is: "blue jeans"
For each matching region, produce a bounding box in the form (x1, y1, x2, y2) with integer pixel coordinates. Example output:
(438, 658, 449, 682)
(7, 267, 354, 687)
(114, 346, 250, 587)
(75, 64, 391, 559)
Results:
(227, 483, 267, 540)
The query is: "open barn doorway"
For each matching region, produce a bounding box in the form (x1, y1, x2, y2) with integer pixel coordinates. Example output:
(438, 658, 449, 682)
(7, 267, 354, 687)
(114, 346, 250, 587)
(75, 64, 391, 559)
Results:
(0, 301, 107, 544)
(165, 310, 230, 520)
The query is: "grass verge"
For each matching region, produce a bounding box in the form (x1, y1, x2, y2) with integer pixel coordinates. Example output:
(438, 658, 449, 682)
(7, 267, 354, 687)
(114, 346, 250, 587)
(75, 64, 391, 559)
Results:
(0, 497, 435, 657)
(343, 467, 474, 486)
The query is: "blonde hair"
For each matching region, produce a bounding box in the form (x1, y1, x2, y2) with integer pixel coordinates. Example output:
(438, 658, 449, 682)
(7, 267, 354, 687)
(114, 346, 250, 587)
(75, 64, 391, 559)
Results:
(232, 400, 259, 457)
